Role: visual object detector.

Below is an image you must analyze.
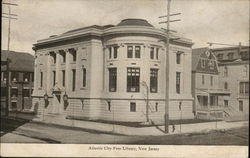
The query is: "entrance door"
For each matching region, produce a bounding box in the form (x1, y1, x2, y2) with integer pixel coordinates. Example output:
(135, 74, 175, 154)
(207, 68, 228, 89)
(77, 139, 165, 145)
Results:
(51, 94, 62, 114)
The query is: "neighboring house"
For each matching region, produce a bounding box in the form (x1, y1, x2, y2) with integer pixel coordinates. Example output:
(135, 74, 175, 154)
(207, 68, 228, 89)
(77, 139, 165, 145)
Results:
(212, 46, 249, 119)
(1, 50, 34, 112)
(32, 19, 194, 124)
(191, 48, 230, 120)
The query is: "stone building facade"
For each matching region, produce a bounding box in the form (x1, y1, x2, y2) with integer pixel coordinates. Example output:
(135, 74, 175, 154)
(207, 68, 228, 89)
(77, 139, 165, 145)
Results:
(32, 19, 194, 123)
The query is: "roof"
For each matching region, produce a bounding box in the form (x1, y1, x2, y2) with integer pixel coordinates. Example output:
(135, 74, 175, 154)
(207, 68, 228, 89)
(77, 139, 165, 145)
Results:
(117, 19, 154, 27)
(191, 47, 209, 71)
(1, 50, 34, 72)
(63, 25, 114, 34)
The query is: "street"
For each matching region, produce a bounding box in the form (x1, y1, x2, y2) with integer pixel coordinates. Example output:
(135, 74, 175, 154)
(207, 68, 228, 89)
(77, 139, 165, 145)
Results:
(1, 118, 248, 145)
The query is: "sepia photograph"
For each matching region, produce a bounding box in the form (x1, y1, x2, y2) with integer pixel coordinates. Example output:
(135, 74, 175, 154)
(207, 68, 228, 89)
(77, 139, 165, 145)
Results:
(1, 0, 249, 157)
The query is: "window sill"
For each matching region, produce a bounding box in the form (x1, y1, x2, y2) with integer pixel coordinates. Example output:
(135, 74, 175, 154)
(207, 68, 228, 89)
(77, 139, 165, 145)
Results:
(80, 87, 87, 90)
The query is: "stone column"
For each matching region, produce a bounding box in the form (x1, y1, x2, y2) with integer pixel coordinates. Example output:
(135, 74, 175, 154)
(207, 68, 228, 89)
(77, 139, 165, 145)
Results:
(55, 50, 61, 87)
(46, 52, 52, 93)
(64, 49, 71, 92)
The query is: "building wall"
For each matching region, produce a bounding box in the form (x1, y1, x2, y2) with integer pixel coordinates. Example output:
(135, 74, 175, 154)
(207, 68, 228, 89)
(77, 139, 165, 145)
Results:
(218, 63, 249, 114)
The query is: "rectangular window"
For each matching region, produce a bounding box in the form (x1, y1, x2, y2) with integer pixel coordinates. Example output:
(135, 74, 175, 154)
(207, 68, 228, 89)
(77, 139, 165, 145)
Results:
(50, 52, 56, 64)
(52, 71, 56, 87)
(109, 68, 117, 92)
(239, 101, 243, 111)
(228, 53, 234, 60)
(11, 72, 19, 82)
(156, 48, 159, 60)
(114, 47, 118, 59)
(109, 47, 112, 59)
(176, 72, 181, 94)
(201, 59, 205, 68)
(150, 47, 154, 59)
(202, 75, 205, 85)
(127, 68, 140, 92)
(40, 72, 43, 87)
(224, 66, 228, 77)
(72, 69, 76, 91)
(239, 82, 249, 95)
(23, 89, 30, 97)
(135, 46, 140, 58)
(127, 46, 133, 58)
(70, 49, 77, 62)
(210, 76, 213, 86)
(11, 88, 18, 98)
(62, 70, 65, 87)
(224, 100, 228, 107)
(217, 54, 223, 60)
(23, 72, 30, 82)
(130, 102, 136, 112)
(176, 53, 181, 64)
(150, 69, 158, 93)
(82, 68, 86, 87)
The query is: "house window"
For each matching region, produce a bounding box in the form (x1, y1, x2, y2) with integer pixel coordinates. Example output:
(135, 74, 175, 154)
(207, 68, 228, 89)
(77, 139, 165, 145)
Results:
(127, 68, 140, 92)
(201, 59, 206, 68)
(52, 71, 56, 87)
(2, 71, 7, 81)
(23, 89, 30, 97)
(224, 66, 228, 77)
(127, 46, 133, 58)
(62, 70, 65, 87)
(243, 65, 248, 77)
(228, 53, 234, 60)
(224, 100, 228, 107)
(130, 102, 136, 112)
(135, 46, 141, 58)
(239, 82, 249, 95)
(108, 101, 111, 111)
(210, 76, 213, 86)
(11, 102, 17, 110)
(11, 72, 19, 82)
(176, 72, 181, 94)
(224, 82, 228, 90)
(150, 69, 158, 93)
(109, 47, 112, 59)
(150, 47, 154, 59)
(155, 102, 158, 112)
(70, 49, 77, 62)
(217, 54, 223, 60)
(11, 88, 18, 98)
(82, 68, 86, 87)
(176, 53, 181, 64)
(23, 72, 30, 82)
(114, 47, 118, 59)
(72, 69, 76, 91)
(202, 75, 205, 85)
(109, 68, 117, 92)
(239, 101, 243, 112)
(209, 61, 214, 70)
(156, 48, 159, 60)
(40, 72, 43, 87)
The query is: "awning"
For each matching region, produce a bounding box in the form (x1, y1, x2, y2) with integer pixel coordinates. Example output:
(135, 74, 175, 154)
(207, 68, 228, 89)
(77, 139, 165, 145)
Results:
(196, 88, 231, 96)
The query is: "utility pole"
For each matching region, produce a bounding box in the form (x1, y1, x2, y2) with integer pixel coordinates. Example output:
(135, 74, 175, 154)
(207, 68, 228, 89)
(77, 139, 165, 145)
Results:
(159, 0, 181, 133)
(2, 1, 18, 116)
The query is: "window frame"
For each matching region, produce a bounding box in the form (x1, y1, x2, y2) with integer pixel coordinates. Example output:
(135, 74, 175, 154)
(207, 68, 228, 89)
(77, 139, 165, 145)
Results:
(135, 46, 141, 58)
(127, 46, 133, 58)
(176, 72, 181, 94)
(130, 102, 136, 112)
(127, 67, 140, 92)
(150, 47, 154, 59)
(62, 70, 65, 87)
(72, 69, 76, 91)
(108, 68, 117, 92)
(176, 53, 181, 64)
(150, 68, 158, 93)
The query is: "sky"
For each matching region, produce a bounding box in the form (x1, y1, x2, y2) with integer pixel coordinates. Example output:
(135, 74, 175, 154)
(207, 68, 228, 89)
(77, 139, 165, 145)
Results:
(2, 0, 249, 55)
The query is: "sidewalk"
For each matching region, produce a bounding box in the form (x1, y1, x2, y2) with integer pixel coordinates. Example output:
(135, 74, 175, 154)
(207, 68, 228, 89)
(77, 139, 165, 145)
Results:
(30, 114, 248, 136)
